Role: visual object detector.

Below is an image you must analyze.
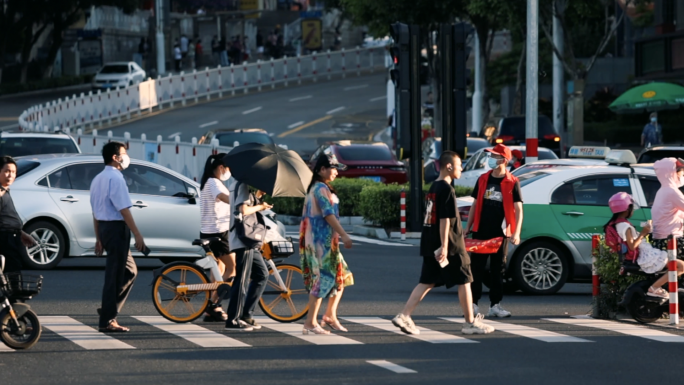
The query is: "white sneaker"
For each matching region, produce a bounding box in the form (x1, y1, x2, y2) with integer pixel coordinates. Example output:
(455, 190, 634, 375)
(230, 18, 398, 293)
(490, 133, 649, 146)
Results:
(473, 303, 480, 316)
(391, 314, 408, 329)
(487, 304, 512, 318)
(392, 313, 420, 335)
(462, 314, 495, 335)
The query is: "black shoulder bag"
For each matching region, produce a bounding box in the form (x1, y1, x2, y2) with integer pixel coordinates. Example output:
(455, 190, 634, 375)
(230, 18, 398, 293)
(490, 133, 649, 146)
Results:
(230, 182, 268, 249)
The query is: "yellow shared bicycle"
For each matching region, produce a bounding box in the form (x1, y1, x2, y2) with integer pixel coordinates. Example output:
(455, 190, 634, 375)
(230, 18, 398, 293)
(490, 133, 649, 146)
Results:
(151, 237, 309, 323)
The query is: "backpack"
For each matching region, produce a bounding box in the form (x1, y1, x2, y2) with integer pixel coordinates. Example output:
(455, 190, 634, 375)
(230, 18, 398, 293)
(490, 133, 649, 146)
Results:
(230, 182, 268, 250)
(605, 218, 639, 262)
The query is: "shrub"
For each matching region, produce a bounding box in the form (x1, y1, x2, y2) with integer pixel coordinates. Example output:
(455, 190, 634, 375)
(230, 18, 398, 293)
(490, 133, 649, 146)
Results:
(358, 183, 473, 229)
(592, 237, 642, 319)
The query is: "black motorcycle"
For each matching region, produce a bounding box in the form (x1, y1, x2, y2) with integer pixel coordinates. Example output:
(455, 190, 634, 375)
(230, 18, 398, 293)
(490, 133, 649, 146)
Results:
(618, 259, 684, 324)
(0, 256, 42, 349)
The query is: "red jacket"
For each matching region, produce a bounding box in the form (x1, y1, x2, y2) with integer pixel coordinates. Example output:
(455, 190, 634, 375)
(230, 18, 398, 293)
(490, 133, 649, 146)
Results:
(472, 170, 519, 237)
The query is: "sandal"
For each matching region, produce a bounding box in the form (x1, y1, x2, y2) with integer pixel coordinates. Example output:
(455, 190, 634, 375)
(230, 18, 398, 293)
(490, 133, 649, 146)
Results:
(302, 325, 330, 335)
(647, 286, 669, 299)
(321, 316, 348, 332)
(99, 321, 130, 333)
(203, 303, 228, 322)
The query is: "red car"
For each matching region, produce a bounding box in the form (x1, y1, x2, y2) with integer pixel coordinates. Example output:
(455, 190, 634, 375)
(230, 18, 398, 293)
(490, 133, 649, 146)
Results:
(308, 141, 408, 184)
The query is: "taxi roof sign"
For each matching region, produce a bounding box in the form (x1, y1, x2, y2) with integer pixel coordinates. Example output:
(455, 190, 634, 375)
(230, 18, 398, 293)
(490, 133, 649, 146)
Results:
(605, 149, 637, 165)
(568, 146, 611, 159)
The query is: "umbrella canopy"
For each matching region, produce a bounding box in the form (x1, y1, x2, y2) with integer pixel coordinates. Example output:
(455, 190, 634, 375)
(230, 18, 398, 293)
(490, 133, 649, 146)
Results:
(609, 82, 684, 113)
(222, 143, 313, 198)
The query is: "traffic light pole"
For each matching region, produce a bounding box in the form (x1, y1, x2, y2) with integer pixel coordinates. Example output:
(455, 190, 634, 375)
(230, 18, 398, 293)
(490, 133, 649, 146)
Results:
(453, 23, 470, 159)
(408, 25, 422, 233)
(439, 24, 455, 153)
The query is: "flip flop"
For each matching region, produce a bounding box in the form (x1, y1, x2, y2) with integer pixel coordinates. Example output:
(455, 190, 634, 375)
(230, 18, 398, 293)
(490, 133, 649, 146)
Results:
(99, 323, 130, 333)
(647, 287, 668, 299)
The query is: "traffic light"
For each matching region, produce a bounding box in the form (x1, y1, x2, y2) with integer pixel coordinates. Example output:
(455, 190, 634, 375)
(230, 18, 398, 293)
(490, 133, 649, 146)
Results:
(389, 22, 420, 161)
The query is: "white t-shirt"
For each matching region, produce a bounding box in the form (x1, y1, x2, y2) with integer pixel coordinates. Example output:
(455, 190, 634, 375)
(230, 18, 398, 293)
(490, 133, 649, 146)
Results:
(615, 222, 638, 242)
(200, 178, 231, 233)
(228, 178, 252, 251)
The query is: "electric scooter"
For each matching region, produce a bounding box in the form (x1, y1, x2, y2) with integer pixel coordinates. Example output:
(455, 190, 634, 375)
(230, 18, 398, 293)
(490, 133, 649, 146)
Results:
(0, 255, 42, 349)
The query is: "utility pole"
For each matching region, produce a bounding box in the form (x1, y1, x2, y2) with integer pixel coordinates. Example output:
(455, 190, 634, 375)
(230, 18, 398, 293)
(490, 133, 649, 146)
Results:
(552, 0, 565, 157)
(525, 0, 539, 162)
(472, 30, 483, 137)
(155, 0, 166, 75)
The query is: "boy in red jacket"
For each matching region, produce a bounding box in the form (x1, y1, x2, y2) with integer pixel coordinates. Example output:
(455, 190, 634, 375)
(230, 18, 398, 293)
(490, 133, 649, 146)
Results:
(465, 144, 523, 318)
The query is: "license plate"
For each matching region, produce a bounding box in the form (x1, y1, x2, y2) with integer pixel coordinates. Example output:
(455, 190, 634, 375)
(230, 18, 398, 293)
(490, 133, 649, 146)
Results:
(360, 176, 381, 182)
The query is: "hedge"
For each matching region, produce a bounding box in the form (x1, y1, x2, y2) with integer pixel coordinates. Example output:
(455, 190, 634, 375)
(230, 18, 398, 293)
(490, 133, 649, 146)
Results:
(592, 237, 642, 319)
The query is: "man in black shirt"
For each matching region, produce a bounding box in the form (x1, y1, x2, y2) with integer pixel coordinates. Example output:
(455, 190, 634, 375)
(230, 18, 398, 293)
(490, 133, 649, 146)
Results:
(0, 156, 36, 273)
(392, 151, 494, 335)
(465, 144, 523, 318)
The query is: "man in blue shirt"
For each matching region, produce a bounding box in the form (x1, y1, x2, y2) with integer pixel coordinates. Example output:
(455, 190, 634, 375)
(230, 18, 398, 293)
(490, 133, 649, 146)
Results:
(90, 142, 147, 333)
(642, 112, 663, 148)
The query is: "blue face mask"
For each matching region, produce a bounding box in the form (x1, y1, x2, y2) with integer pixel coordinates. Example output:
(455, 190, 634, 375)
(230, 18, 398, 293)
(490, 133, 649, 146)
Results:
(651, 117, 657, 123)
(487, 158, 500, 169)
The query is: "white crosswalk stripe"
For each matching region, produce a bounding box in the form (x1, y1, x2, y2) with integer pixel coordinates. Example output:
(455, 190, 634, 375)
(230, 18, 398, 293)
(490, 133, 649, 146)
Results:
(367, 360, 416, 373)
(134, 316, 250, 348)
(254, 316, 362, 345)
(442, 318, 592, 343)
(546, 316, 684, 343)
(40, 316, 135, 350)
(0, 343, 12, 352)
(342, 317, 476, 344)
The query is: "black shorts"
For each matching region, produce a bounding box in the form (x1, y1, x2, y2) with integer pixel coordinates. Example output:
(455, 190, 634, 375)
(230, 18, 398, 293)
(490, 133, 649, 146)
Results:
(652, 237, 684, 256)
(419, 253, 473, 289)
(200, 231, 230, 257)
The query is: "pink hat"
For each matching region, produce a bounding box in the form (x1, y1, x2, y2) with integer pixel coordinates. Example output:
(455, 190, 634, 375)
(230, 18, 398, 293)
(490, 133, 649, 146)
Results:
(608, 192, 635, 214)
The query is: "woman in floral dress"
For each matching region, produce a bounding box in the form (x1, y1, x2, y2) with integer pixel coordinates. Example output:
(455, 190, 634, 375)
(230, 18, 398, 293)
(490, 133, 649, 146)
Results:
(300, 154, 354, 335)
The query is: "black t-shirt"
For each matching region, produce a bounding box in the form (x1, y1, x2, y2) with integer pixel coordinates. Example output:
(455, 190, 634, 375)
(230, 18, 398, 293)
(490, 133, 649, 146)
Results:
(0, 187, 23, 231)
(420, 180, 467, 258)
(471, 174, 523, 239)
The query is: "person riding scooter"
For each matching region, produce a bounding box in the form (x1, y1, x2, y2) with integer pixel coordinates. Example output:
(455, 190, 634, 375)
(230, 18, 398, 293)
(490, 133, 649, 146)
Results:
(651, 158, 684, 255)
(605, 192, 684, 299)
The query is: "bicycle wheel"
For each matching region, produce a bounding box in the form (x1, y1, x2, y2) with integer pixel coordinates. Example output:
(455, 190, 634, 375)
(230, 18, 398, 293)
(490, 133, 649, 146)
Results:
(259, 263, 309, 322)
(152, 262, 211, 323)
(0, 309, 41, 350)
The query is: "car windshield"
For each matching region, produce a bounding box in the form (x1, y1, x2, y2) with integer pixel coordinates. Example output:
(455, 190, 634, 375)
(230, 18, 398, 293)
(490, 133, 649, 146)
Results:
(99, 65, 129, 74)
(468, 139, 490, 154)
(518, 171, 551, 187)
(638, 150, 684, 163)
(215, 132, 273, 146)
(337, 146, 393, 161)
(0, 137, 79, 157)
(500, 116, 556, 138)
(15, 159, 40, 178)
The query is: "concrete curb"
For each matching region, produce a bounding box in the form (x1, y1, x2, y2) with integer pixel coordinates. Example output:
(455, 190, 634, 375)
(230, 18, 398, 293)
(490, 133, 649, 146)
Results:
(389, 231, 421, 239)
(352, 225, 388, 239)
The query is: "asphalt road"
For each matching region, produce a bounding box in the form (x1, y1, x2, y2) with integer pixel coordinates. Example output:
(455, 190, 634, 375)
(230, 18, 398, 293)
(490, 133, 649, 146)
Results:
(2, 233, 683, 385)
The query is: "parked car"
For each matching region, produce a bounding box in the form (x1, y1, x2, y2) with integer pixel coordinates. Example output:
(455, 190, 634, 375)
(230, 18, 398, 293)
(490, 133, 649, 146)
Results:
(198, 128, 277, 147)
(454, 146, 558, 188)
(491, 116, 562, 156)
(11, 154, 284, 270)
(0, 131, 80, 157)
(458, 150, 662, 295)
(92, 62, 146, 90)
(511, 146, 610, 176)
(423, 137, 491, 183)
(637, 146, 684, 163)
(309, 141, 407, 184)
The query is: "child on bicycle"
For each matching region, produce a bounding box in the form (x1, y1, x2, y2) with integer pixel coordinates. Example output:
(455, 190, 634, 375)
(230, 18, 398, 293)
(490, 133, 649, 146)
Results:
(605, 192, 684, 299)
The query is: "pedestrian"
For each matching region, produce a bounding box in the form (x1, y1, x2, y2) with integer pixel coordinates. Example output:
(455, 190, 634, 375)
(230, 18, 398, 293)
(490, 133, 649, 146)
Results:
(224, 179, 271, 331)
(642, 112, 663, 148)
(220, 36, 229, 66)
(199, 154, 235, 322)
(464, 144, 523, 318)
(651, 158, 684, 257)
(256, 31, 264, 59)
(211, 35, 220, 65)
(510, 149, 524, 171)
(173, 44, 182, 72)
(90, 142, 146, 333)
(0, 156, 37, 274)
(180, 34, 189, 58)
(392, 151, 494, 335)
(300, 154, 354, 335)
(195, 38, 203, 68)
(188, 39, 196, 70)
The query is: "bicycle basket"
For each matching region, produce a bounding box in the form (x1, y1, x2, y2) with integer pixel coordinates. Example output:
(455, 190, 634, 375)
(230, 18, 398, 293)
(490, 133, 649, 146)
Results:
(268, 241, 295, 258)
(3, 273, 43, 298)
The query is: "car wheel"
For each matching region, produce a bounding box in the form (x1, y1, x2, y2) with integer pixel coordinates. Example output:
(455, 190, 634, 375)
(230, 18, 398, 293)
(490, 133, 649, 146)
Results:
(512, 241, 569, 295)
(23, 221, 66, 270)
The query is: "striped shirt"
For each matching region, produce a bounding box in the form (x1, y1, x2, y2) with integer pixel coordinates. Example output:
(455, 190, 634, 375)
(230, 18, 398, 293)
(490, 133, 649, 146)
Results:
(200, 178, 231, 233)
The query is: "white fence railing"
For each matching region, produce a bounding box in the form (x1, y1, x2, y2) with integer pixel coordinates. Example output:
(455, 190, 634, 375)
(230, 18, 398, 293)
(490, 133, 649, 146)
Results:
(18, 46, 386, 133)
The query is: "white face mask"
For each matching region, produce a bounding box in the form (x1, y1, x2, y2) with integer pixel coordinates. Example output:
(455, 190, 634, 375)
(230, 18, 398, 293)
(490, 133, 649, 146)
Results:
(219, 169, 231, 181)
(118, 154, 130, 170)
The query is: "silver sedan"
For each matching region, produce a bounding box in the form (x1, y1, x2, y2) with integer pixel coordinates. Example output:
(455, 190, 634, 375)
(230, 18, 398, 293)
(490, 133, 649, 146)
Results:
(13, 154, 285, 270)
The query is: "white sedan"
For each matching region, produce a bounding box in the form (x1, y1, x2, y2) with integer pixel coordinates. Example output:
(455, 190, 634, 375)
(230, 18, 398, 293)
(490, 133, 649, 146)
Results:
(454, 146, 558, 188)
(92, 62, 146, 90)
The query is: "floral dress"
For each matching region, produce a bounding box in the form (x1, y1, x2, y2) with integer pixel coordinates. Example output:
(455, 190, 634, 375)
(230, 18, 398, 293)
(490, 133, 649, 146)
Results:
(299, 182, 354, 298)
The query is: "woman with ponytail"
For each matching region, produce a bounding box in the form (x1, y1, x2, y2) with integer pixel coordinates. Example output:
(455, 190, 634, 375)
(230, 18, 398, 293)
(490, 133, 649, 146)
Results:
(199, 153, 235, 322)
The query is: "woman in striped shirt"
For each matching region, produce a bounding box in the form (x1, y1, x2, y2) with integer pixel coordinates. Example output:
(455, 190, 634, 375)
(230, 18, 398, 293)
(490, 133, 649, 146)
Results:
(200, 154, 235, 322)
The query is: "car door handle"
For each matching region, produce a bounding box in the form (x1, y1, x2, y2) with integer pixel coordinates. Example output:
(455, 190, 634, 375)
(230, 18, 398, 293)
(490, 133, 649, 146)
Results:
(60, 196, 79, 203)
(562, 211, 584, 216)
(132, 201, 148, 208)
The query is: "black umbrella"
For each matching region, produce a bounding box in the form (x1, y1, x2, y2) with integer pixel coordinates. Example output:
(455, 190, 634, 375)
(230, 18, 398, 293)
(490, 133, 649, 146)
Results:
(222, 142, 313, 198)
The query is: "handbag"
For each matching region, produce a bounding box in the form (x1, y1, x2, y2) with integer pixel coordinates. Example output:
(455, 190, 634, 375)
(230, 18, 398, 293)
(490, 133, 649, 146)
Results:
(230, 182, 268, 249)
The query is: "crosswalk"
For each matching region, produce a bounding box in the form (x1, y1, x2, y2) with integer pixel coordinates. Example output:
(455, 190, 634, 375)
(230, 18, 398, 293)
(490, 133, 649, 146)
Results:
(3, 315, 684, 351)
